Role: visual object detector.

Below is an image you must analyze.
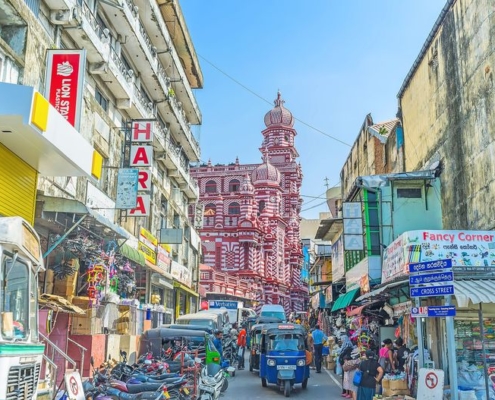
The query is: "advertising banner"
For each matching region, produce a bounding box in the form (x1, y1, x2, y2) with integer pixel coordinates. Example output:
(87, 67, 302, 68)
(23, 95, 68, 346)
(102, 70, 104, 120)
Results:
(382, 230, 495, 283)
(171, 261, 192, 287)
(115, 168, 139, 209)
(331, 236, 345, 282)
(45, 50, 86, 129)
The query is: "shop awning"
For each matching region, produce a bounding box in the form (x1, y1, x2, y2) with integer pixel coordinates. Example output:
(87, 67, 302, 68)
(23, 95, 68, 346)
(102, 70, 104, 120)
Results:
(174, 281, 199, 297)
(0, 83, 95, 177)
(356, 279, 409, 302)
(454, 280, 495, 307)
(119, 242, 146, 266)
(331, 288, 360, 312)
(36, 195, 129, 241)
(315, 218, 343, 241)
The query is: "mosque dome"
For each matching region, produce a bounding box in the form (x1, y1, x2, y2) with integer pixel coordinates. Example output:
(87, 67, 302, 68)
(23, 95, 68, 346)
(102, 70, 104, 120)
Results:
(264, 91, 294, 128)
(252, 157, 281, 185)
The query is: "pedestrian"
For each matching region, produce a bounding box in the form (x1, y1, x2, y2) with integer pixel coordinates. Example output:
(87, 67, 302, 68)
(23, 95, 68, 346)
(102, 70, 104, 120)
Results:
(230, 322, 239, 341)
(338, 335, 354, 395)
(356, 350, 384, 400)
(237, 326, 247, 369)
(311, 324, 328, 373)
(307, 330, 315, 369)
(213, 330, 223, 362)
(394, 337, 410, 372)
(378, 338, 394, 374)
(343, 348, 361, 400)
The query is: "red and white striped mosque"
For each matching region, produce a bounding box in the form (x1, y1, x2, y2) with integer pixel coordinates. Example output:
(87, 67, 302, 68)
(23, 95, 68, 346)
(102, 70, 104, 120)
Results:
(190, 92, 307, 312)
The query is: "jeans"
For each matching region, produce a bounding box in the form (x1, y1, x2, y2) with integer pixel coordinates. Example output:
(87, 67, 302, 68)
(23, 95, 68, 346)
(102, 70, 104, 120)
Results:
(314, 343, 323, 372)
(238, 346, 245, 368)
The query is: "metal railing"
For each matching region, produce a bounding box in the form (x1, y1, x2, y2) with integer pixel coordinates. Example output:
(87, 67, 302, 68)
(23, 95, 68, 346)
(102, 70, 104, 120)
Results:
(68, 337, 87, 377)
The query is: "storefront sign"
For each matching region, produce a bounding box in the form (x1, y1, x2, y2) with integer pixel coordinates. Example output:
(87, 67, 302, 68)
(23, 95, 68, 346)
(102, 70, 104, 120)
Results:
(331, 236, 345, 282)
(138, 241, 156, 264)
(209, 300, 238, 309)
(156, 246, 171, 274)
(412, 305, 456, 318)
(86, 181, 115, 222)
(346, 256, 381, 291)
(171, 261, 192, 287)
(129, 120, 153, 217)
(116, 168, 139, 209)
(342, 202, 364, 250)
(383, 230, 495, 282)
(45, 50, 86, 129)
(325, 285, 333, 303)
(392, 301, 412, 317)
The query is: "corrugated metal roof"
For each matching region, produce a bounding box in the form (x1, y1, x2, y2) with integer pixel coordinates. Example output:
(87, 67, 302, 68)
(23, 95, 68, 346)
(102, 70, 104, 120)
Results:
(454, 280, 495, 307)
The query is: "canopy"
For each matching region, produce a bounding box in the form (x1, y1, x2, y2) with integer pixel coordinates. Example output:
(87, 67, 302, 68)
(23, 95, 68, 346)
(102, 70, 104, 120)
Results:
(331, 288, 360, 312)
(454, 279, 495, 307)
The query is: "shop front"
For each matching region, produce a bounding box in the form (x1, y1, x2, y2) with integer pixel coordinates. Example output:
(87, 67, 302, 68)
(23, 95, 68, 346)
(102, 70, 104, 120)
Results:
(380, 229, 495, 398)
(171, 260, 198, 318)
(0, 83, 98, 223)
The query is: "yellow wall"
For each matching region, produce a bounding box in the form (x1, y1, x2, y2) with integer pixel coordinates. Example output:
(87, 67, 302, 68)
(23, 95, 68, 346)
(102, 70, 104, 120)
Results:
(0, 143, 38, 224)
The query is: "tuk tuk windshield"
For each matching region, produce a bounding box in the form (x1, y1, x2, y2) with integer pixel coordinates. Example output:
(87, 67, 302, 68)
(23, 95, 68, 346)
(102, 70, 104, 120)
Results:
(269, 334, 304, 351)
(208, 337, 217, 352)
(1, 255, 29, 340)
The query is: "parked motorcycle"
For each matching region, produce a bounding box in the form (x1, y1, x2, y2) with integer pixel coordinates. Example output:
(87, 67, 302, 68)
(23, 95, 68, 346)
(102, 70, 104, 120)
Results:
(198, 363, 225, 400)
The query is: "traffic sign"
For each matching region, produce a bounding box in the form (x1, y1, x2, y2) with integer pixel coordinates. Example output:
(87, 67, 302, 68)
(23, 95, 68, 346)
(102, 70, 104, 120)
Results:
(411, 305, 456, 317)
(410, 284, 454, 297)
(409, 270, 454, 286)
(409, 259, 452, 274)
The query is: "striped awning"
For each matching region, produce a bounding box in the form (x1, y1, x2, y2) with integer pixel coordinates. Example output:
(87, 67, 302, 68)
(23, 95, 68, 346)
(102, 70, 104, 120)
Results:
(454, 280, 495, 307)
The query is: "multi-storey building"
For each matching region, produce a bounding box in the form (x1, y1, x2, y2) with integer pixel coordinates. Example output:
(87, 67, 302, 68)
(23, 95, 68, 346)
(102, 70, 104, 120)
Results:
(0, 0, 202, 384)
(191, 93, 307, 312)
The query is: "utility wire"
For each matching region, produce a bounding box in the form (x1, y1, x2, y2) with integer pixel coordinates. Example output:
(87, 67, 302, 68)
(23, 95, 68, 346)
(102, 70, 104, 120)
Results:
(198, 55, 352, 147)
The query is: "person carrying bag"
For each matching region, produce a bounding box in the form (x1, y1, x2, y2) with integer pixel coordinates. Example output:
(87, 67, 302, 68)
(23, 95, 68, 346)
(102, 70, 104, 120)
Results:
(356, 350, 384, 400)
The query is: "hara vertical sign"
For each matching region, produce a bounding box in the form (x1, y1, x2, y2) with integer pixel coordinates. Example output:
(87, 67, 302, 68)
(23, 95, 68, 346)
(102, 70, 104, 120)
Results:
(45, 50, 86, 130)
(128, 120, 154, 217)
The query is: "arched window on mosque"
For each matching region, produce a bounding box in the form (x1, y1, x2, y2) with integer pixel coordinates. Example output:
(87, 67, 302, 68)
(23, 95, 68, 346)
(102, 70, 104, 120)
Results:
(228, 202, 241, 215)
(205, 180, 217, 193)
(229, 179, 240, 192)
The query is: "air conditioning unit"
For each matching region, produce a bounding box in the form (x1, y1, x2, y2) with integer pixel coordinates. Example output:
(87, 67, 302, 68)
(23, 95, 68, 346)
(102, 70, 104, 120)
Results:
(50, 7, 82, 26)
(89, 62, 108, 75)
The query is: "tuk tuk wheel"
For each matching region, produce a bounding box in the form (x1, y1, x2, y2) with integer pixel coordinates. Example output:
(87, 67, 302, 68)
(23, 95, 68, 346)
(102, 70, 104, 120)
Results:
(261, 378, 267, 387)
(284, 380, 291, 397)
(302, 378, 308, 389)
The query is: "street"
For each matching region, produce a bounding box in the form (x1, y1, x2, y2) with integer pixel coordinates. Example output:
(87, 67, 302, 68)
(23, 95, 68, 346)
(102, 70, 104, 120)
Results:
(224, 358, 343, 399)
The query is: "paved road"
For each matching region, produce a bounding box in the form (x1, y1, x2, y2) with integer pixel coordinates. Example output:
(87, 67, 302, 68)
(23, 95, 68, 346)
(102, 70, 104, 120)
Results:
(223, 361, 343, 399)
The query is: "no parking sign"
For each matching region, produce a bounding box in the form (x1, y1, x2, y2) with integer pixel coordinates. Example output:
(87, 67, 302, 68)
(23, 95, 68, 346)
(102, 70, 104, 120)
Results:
(64, 371, 85, 400)
(417, 368, 444, 400)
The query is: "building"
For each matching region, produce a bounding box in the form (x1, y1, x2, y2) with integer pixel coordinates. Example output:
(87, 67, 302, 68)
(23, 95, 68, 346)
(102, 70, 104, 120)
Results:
(398, 0, 495, 230)
(191, 93, 307, 312)
(0, 0, 202, 385)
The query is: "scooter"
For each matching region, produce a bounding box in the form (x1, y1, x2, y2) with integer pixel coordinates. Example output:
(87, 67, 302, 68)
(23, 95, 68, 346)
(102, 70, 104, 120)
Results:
(198, 363, 225, 400)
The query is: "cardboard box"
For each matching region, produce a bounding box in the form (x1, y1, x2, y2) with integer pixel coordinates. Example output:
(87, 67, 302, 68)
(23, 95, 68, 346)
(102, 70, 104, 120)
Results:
(53, 272, 78, 296)
(382, 388, 410, 396)
(71, 316, 101, 335)
(382, 379, 390, 388)
(117, 322, 129, 334)
(327, 362, 336, 370)
(389, 379, 408, 390)
(72, 296, 93, 310)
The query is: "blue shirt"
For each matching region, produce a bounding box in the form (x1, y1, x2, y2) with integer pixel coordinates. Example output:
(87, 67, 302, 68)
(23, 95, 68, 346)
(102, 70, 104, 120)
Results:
(213, 338, 223, 359)
(312, 329, 327, 345)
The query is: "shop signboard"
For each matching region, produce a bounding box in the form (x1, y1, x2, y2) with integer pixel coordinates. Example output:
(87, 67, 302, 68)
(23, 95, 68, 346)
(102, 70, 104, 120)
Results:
(342, 202, 364, 250)
(346, 255, 381, 291)
(383, 230, 495, 283)
(139, 227, 157, 264)
(115, 168, 139, 209)
(138, 242, 156, 264)
(209, 300, 239, 309)
(325, 285, 333, 303)
(171, 261, 192, 287)
(411, 306, 456, 318)
(156, 246, 171, 275)
(45, 49, 86, 129)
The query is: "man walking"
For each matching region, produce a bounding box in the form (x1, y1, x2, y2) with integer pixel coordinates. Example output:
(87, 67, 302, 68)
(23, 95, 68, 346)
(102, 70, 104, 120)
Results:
(311, 324, 327, 373)
(237, 326, 247, 369)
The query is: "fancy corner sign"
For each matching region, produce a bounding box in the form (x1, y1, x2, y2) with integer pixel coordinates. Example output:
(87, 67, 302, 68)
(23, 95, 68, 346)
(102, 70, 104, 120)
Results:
(45, 50, 86, 130)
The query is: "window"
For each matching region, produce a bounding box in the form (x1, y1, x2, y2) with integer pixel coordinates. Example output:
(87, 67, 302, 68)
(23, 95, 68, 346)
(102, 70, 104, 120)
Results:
(397, 188, 422, 198)
(23, 0, 40, 16)
(229, 179, 240, 192)
(160, 199, 168, 229)
(173, 212, 180, 229)
(1, 254, 29, 340)
(258, 200, 266, 214)
(228, 202, 240, 215)
(95, 88, 108, 111)
(205, 180, 217, 193)
(204, 203, 216, 215)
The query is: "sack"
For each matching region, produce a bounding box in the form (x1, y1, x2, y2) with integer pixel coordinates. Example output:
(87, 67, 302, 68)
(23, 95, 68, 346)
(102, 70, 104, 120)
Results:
(237, 347, 244, 357)
(379, 356, 391, 373)
(352, 370, 363, 386)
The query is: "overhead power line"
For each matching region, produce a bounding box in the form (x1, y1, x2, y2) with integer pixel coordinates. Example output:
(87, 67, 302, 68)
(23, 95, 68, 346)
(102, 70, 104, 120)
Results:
(198, 55, 352, 147)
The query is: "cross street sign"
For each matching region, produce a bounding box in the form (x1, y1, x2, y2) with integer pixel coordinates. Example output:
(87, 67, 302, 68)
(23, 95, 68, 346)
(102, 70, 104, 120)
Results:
(409, 271, 454, 286)
(410, 285, 454, 297)
(409, 259, 452, 274)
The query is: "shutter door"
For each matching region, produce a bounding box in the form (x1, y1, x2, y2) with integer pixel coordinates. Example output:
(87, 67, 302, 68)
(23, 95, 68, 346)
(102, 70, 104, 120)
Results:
(0, 143, 38, 224)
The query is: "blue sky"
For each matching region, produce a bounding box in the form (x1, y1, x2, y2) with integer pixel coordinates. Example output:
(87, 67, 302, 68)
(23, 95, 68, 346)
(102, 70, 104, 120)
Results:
(181, 0, 446, 219)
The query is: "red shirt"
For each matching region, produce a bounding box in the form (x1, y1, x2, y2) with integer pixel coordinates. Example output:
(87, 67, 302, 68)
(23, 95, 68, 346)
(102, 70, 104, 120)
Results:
(237, 329, 247, 347)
